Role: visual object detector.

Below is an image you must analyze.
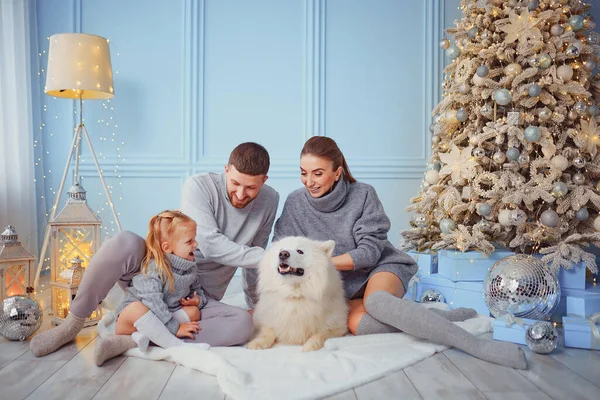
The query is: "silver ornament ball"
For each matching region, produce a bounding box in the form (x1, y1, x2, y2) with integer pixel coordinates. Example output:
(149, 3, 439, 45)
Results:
(538, 54, 552, 69)
(539, 108, 551, 121)
(458, 83, 471, 94)
(439, 218, 457, 234)
(572, 156, 586, 169)
(526, 321, 559, 354)
(566, 45, 580, 58)
(568, 15, 585, 31)
(518, 153, 530, 165)
(508, 209, 527, 226)
(573, 173, 586, 185)
(574, 101, 587, 115)
(0, 295, 43, 341)
(413, 213, 427, 228)
(587, 104, 599, 117)
(420, 289, 446, 304)
(456, 108, 468, 122)
(473, 147, 486, 159)
(446, 45, 461, 60)
(583, 60, 597, 72)
(439, 38, 451, 49)
(484, 255, 561, 320)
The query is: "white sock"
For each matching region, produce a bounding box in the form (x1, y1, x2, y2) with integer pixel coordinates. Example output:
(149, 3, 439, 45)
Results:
(172, 309, 191, 323)
(131, 331, 150, 352)
(133, 310, 184, 349)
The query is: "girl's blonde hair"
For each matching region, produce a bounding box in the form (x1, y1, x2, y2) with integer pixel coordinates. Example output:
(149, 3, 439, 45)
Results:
(142, 210, 196, 292)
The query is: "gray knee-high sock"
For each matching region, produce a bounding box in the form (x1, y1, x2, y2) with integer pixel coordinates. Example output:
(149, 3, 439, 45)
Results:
(356, 306, 478, 336)
(429, 307, 478, 322)
(356, 313, 398, 335)
(365, 291, 527, 370)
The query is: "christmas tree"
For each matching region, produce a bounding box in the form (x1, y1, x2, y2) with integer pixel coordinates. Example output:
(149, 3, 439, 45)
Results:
(401, 0, 600, 273)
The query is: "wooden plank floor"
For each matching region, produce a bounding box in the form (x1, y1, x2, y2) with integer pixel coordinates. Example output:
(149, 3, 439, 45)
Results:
(1, 277, 599, 400)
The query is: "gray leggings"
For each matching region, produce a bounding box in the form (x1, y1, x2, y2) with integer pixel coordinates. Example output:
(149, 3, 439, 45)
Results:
(72, 231, 253, 346)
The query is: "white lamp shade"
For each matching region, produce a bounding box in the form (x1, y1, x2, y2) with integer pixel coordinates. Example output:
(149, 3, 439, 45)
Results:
(45, 33, 114, 100)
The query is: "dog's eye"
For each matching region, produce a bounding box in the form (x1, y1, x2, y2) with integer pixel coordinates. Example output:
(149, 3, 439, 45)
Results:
(296, 249, 304, 254)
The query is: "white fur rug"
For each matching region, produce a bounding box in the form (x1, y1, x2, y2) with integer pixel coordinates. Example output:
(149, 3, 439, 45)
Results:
(99, 287, 492, 400)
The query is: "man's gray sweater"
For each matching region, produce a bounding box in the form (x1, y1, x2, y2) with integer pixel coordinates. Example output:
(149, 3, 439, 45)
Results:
(180, 172, 279, 300)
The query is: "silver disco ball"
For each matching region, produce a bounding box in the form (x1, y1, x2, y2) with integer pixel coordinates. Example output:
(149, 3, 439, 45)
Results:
(420, 288, 446, 303)
(526, 321, 558, 354)
(0, 295, 43, 341)
(484, 254, 560, 320)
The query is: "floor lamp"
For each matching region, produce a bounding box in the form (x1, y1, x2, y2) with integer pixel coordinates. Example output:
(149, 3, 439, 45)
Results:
(34, 33, 122, 290)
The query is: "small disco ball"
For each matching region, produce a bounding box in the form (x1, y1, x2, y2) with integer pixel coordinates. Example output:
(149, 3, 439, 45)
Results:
(526, 321, 558, 354)
(484, 254, 560, 320)
(0, 295, 43, 341)
(420, 289, 446, 303)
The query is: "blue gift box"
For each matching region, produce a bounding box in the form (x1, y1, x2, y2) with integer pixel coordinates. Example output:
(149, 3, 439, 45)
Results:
(418, 274, 490, 316)
(492, 316, 538, 345)
(407, 251, 437, 275)
(563, 315, 600, 350)
(557, 264, 587, 290)
(437, 248, 515, 282)
(566, 284, 600, 318)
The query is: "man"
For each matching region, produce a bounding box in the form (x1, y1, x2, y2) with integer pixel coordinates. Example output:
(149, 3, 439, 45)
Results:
(30, 143, 278, 364)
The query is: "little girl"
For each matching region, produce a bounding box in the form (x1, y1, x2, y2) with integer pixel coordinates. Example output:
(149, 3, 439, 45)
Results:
(113, 210, 210, 351)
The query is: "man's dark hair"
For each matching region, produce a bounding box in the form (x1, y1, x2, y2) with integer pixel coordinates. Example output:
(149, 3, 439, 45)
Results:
(228, 142, 270, 175)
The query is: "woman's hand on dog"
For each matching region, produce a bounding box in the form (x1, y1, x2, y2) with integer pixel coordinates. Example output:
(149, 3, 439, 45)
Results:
(176, 321, 201, 339)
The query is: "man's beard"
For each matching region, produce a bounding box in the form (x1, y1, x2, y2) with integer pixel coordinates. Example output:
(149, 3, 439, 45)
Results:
(229, 193, 254, 209)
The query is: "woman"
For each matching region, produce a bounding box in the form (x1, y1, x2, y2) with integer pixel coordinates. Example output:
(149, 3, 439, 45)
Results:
(273, 136, 527, 370)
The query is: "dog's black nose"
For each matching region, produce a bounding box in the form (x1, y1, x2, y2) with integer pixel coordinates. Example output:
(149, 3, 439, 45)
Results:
(279, 250, 290, 260)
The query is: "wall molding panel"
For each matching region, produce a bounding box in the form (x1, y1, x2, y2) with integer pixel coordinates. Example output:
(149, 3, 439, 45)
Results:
(38, 0, 449, 241)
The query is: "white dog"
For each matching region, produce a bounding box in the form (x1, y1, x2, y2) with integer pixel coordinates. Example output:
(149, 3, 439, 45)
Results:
(248, 236, 349, 352)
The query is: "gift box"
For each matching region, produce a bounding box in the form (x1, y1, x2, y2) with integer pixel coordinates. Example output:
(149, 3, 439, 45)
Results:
(492, 316, 538, 345)
(566, 284, 600, 318)
(562, 315, 600, 350)
(557, 264, 587, 290)
(407, 251, 437, 275)
(418, 274, 490, 316)
(437, 248, 515, 282)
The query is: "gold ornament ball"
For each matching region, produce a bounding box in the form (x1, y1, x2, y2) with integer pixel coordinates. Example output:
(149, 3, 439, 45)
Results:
(504, 63, 522, 77)
(498, 209, 512, 226)
(568, 110, 578, 120)
(425, 169, 439, 185)
(594, 216, 600, 232)
(550, 155, 569, 171)
(556, 65, 573, 81)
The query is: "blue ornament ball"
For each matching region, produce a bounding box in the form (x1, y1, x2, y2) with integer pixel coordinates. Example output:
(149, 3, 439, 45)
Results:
(477, 203, 492, 217)
(456, 108, 468, 122)
(524, 126, 541, 142)
(446, 45, 460, 60)
(528, 84, 542, 97)
(494, 89, 512, 106)
(506, 147, 520, 161)
(468, 27, 478, 39)
(528, 0, 539, 11)
(587, 104, 599, 117)
(568, 15, 584, 31)
(476, 65, 489, 77)
(576, 207, 589, 221)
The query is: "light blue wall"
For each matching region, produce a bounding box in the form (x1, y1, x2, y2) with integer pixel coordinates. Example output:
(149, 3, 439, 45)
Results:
(34, 0, 449, 247)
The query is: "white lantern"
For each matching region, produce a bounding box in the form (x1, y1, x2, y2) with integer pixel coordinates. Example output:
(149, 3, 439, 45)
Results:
(49, 182, 102, 326)
(50, 255, 102, 326)
(0, 226, 35, 301)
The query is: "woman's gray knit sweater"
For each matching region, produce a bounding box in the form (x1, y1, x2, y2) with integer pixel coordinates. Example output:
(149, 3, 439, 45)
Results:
(116, 254, 207, 334)
(273, 178, 417, 299)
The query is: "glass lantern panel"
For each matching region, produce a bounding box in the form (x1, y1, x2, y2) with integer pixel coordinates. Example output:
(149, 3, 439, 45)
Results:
(4, 264, 26, 296)
(51, 286, 72, 320)
(56, 227, 95, 281)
